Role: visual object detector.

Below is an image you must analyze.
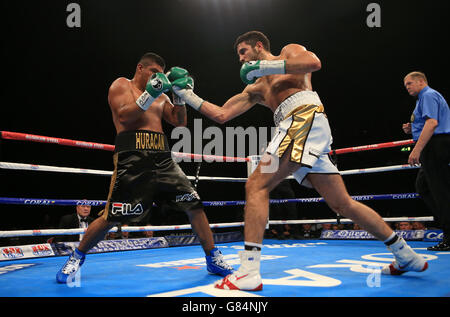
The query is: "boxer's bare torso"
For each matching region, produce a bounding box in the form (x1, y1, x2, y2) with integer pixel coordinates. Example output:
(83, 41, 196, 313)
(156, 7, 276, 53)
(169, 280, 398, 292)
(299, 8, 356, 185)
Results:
(107, 62, 185, 134)
(109, 78, 168, 133)
(238, 43, 314, 112)
(197, 43, 318, 123)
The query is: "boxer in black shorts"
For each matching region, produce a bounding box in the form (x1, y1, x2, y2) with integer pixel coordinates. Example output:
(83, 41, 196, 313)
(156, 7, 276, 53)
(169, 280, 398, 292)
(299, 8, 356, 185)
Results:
(104, 130, 203, 224)
(56, 53, 233, 283)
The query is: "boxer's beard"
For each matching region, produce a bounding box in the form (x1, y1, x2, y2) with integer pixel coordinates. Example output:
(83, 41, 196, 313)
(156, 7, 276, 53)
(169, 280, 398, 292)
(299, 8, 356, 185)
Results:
(249, 47, 260, 61)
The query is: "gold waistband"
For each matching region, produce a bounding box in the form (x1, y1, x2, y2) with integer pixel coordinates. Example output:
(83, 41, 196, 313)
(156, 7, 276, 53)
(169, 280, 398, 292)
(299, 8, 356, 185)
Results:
(114, 130, 169, 152)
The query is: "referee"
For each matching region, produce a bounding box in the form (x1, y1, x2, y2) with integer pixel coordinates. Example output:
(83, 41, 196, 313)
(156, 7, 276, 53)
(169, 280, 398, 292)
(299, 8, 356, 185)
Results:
(402, 71, 450, 251)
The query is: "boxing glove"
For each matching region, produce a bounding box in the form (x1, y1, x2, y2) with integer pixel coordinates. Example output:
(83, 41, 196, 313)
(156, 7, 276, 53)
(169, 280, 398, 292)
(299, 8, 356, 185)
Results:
(240, 60, 286, 85)
(172, 76, 204, 111)
(136, 73, 172, 111)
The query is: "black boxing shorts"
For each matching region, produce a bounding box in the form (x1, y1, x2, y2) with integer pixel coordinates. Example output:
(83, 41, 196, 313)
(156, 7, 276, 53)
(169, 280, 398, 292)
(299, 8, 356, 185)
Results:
(100, 130, 203, 224)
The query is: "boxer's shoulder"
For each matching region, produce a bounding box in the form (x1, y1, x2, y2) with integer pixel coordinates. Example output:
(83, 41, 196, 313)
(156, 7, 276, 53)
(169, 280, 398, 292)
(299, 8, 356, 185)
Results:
(108, 77, 132, 98)
(280, 43, 307, 57)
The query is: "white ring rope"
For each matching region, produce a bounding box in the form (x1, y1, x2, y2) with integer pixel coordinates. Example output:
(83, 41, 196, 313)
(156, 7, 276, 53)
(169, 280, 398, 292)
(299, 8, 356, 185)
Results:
(0, 217, 434, 238)
(0, 161, 113, 176)
(0, 161, 422, 181)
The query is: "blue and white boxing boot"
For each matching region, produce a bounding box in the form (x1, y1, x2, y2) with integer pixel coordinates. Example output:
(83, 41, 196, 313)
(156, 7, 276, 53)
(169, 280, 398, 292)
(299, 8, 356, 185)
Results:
(206, 247, 234, 277)
(56, 248, 85, 284)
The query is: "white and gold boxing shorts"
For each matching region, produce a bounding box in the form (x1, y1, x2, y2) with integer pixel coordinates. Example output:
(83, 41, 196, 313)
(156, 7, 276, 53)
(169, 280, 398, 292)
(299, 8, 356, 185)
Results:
(266, 91, 339, 188)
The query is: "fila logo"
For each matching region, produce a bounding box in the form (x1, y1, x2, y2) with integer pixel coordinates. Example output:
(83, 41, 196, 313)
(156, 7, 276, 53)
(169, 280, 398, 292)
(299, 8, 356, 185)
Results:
(111, 202, 144, 216)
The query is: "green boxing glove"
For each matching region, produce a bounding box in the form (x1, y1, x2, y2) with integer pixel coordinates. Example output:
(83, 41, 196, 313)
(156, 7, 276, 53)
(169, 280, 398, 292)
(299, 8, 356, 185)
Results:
(136, 72, 172, 111)
(240, 60, 286, 85)
(173, 76, 194, 90)
(172, 76, 204, 111)
(166, 66, 189, 82)
(166, 66, 190, 106)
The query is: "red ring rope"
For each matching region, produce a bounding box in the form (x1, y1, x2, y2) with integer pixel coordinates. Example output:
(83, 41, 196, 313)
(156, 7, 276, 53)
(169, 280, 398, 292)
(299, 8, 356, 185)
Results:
(0, 131, 248, 162)
(0, 130, 415, 161)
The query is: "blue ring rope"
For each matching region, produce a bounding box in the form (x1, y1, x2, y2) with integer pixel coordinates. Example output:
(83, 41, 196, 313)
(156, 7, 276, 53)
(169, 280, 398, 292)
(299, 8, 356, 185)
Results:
(0, 193, 420, 207)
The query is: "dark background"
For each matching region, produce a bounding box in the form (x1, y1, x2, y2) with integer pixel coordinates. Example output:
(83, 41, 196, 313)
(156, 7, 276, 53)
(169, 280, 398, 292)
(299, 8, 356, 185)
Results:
(0, 0, 448, 234)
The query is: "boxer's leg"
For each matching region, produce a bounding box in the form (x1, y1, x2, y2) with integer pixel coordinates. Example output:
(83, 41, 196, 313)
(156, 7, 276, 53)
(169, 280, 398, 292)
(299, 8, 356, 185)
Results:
(185, 207, 234, 276)
(308, 173, 428, 275)
(78, 216, 117, 253)
(56, 215, 118, 284)
(184, 208, 215, 254)
(307, 173, 393, 240)
(244, 144, 300, 245)
(162, 153, 234, 277)
(215, 143, 301, 291)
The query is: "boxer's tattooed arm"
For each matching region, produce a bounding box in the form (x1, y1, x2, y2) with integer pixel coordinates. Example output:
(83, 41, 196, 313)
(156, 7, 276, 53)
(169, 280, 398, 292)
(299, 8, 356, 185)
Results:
(175, 106, 187, 126)
(161, 95, 188, 127)
(160, 92, 188, 127)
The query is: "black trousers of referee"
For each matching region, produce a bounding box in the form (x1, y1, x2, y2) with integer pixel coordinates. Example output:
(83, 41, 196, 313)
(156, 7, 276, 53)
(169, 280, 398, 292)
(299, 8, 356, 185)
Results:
(415, 134, 450, 241)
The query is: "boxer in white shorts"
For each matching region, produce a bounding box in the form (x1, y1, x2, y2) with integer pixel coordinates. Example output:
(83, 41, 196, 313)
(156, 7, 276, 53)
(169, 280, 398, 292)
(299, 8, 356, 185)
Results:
(170, 31, 428, 291)
(266, 90, 338, 188)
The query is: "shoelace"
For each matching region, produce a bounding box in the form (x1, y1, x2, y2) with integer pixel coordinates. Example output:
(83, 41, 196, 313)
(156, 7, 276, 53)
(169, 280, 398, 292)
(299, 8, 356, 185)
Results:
(212, 254, 233, 270)
(62, 256, 82, 274)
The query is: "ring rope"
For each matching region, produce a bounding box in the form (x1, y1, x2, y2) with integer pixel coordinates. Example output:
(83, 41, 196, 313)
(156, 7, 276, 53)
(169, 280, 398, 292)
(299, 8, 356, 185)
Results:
(0, 131, 428, 240)
(0, 131, 248, 162)
(1, 130, 414, 159)
(0, 193, 421, 207)
(0, 161, 423, 180)
(331, 139, 415, 155)
(0, 161, 113, 176)
(0, 216, 434, 238)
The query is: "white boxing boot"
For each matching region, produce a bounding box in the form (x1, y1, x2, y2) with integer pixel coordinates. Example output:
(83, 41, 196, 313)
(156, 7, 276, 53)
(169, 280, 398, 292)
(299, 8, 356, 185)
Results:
(214, 250, 263, 291)
(382, 237, 428, 275)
